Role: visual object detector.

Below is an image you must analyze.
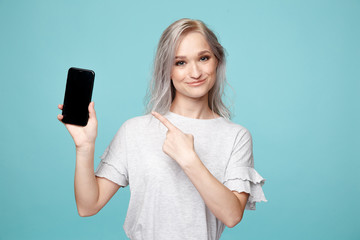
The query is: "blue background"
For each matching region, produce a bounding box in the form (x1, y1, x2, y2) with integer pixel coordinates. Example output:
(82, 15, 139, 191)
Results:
(1, 0, 359, 239)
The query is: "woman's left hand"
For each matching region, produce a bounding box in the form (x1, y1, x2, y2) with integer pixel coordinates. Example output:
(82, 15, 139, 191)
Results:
(152, 111, 199, 168)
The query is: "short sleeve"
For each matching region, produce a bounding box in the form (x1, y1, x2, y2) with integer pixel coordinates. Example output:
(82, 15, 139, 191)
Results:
(223, 128, 267, 210)
(95, 122, 129, 187)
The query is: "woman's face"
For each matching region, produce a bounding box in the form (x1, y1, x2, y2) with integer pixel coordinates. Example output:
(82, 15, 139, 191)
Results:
(170, 31, 218, 101)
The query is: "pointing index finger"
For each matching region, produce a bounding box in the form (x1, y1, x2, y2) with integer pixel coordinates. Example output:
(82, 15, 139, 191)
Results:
(151, 111, 177, 131)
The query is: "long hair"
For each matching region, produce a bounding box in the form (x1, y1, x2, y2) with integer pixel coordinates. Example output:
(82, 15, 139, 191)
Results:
(144, 18, 232, 119)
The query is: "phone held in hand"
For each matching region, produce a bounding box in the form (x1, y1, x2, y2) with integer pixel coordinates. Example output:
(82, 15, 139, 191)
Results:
(62, 67, 95, 126)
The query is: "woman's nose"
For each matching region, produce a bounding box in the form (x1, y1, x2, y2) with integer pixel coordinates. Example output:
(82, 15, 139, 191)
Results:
(189, 62, 201, 79)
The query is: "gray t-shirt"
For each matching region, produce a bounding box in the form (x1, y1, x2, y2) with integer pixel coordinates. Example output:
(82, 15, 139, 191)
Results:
(95, 111, 267, 240)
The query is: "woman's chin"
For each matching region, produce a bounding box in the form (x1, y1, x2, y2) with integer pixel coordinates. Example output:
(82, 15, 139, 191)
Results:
(184, 91, 209, 100)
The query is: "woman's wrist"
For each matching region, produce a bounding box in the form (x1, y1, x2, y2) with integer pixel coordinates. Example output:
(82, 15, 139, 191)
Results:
(76, 143, 95, 154)
(180, 151, 201, 171)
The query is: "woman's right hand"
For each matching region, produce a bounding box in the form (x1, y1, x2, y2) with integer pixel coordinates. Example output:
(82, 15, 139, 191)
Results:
(57, 102, 98, 150)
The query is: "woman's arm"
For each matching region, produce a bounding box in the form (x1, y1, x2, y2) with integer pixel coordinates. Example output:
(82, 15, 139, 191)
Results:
(58, 103, 120, 217)
(74, 145, 121, 217)
(152, 112, 249, 228)
(182, 154, 249, 228)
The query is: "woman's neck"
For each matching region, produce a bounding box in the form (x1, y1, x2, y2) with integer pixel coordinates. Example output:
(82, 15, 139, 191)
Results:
(169, 94, 220, 119)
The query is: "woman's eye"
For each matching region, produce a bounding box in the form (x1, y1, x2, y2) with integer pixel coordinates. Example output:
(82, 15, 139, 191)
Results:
(175, 61, 185, 66)
(200, 56, 209, 61)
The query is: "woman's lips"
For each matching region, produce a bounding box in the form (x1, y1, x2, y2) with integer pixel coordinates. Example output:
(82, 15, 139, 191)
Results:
(187, 79, 206, 86)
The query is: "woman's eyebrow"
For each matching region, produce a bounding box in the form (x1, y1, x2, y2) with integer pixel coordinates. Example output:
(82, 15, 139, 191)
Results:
(198, 50, 211, 55)
(175, 50, 212, 59)
(175, 56, 186, 59)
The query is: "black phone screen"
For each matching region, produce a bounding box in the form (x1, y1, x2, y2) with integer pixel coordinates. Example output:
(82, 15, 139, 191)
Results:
(62, 67, 95, 126)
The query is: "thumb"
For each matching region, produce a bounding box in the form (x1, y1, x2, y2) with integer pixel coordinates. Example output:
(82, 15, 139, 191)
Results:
(88, 101, 96, 119)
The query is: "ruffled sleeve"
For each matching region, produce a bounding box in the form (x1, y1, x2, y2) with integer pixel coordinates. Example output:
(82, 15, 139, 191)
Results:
(95, 122, 129, 187)
(223, 128, 267, 210)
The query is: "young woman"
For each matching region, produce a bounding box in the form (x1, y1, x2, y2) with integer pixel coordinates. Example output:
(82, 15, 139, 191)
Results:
(57, 18, 267, 240)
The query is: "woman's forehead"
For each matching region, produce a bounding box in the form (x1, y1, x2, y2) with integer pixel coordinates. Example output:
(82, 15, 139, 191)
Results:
(175, 32, 212, 56)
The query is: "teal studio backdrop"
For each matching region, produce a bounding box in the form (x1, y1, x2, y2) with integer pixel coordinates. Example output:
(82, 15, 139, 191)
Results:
(0, 0, 359, 239)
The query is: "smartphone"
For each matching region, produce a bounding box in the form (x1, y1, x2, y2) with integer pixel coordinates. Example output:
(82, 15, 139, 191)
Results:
(62, 67, 95, 126)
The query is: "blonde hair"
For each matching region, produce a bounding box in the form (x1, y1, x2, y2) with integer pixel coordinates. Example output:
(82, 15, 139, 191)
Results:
(144, 18, 231, 119)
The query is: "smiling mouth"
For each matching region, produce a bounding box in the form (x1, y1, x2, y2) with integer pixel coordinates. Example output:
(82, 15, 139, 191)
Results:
(187, 79, 206, 86)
